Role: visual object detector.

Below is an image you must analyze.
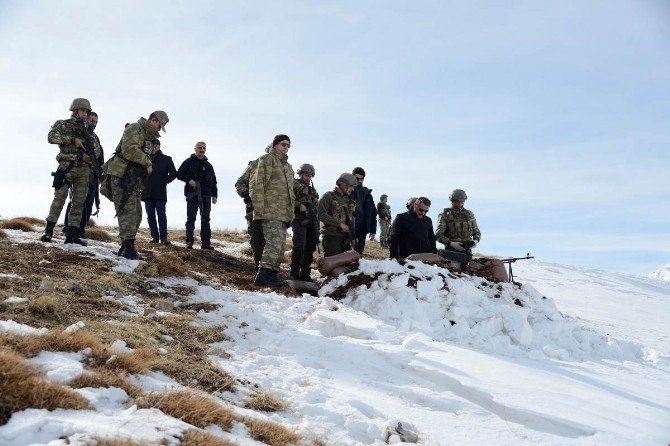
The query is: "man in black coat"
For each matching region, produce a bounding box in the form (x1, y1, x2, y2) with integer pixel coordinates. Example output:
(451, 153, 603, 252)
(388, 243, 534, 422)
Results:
(349, 167, 377, 255)
(141, 139, 177, 244)
(177, 141, 218, 249)
(389, 197, 437, 260)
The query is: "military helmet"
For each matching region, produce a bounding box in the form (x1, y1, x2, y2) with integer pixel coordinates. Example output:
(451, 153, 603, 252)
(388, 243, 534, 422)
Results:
(297, 163, 315, 176)
(336, 173, 357, 187)
(69, 98, 91, 111)
(380, 194, 388, 200)
(449, 189, 467, 201)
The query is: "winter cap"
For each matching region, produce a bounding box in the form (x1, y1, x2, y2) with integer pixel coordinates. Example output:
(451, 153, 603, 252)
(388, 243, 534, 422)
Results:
(272, 134, 291, 147)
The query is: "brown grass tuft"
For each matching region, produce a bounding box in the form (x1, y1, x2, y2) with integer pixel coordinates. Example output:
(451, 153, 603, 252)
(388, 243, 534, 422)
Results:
(92, 439, 147, 446)
(28, 294, 66, 320)
(71, 369, 143, 399)
(0, 228, 6, 239)
(181, 429, 237, 446)
(140, 391, 235, 430)
(0, 218, 36, 232)
(86, 218, 98, 227)
(155, 351, 235, 393)
(242, 417, 302, 446)
(15, 216, 46, 226)
(0, 349, 90, 424)
(0, 330, 102, 358)
(85, 227, 113, 242)
(137, 252, 189, 277)
(244, 391, 290, 412)
(102, 347, 158, 374)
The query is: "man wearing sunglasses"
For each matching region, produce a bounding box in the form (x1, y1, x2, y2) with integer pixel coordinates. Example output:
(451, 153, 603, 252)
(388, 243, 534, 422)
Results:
(436, 189, 481, 255)
(349, 167, 377, 255)
(389, 197, 436, 260)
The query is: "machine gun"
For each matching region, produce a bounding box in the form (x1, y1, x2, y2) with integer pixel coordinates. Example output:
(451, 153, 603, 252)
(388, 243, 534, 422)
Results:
(501, 254, 534, 282)
(438, 240, 476, 268)
(185, 180, 203, 213)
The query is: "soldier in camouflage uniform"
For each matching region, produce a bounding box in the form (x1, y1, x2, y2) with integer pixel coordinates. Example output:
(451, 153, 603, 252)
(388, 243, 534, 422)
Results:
(41, 98, 94, 246)
(436, 189, 481, 255)
(290, 163, 320, 281)
(249, 135, 296, 287)
(103, 111, 168, 260)
(377, 194, 391, 248)
(234, 146, 270, 267)
(317, 173, 358, 257)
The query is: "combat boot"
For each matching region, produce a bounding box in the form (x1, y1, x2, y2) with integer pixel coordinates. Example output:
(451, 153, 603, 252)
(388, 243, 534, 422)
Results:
(268, 270, 289, 287)
(117, 241, 127, 257)
(65, 227, 87, 247)
(299, 268, 314, 282)
(40, 221, 56, 243)
(290, 265, 300, 280)
(254, 268, 288, 287)
(122, 239, 143, 260)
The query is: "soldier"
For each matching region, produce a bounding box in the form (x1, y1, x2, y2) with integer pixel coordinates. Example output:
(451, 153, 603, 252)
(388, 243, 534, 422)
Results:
(317, 173, 358, 257)
(249, 135, 295, 287)
(377, 194, 391, 248)
(141, 139, 177, 244)
(62, 110, 104, 239)
(104, 110, 168, 259)
(290, 163, 320, 281)
(349, 167, 377, 255)
(234, 146, 270, 267)
(436, 189, 481, 255)
(177, 142, 218, 249)
(41, 98, 94, 245)
(389, 197, 436, 259)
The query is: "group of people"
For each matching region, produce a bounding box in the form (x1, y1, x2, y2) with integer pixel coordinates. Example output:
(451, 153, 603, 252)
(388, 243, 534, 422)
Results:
(40, 98, 482, 288)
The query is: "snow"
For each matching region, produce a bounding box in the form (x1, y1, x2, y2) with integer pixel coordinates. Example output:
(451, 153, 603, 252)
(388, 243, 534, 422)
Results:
(3, 296, 28, 304)
(28, 351, 85, 384)
(648, 263, 670, 281)
(0, 319, 48, 335)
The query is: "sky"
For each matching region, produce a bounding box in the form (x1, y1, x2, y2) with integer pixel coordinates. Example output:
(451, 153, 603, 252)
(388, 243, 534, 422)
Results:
(0, 0, 668, 274)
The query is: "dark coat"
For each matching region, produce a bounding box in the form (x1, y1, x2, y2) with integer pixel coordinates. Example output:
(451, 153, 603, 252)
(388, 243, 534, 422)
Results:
(141, 150, 177, 202)
(350, 185, 377, 235)
(389, 211, 437, 259)
(177, 154, 218, 198)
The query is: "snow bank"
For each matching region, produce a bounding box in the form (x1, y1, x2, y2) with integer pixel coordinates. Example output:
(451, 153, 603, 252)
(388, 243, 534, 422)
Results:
(319, 259, 643, 361)
(0, 319, 48, 336)
(648, 264, 670, 281)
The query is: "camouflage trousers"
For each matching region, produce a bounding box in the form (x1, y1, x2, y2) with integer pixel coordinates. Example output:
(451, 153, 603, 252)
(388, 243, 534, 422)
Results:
(110, 176, 142, 241)
(258, 220, 288, 271)
(322, 235, 350, 257)
(247, 219, 265, 267)
(379, 218, 390, 246)
(46, 163, 90, 226)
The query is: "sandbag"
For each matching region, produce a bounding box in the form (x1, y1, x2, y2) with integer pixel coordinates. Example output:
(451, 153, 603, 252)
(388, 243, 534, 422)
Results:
(317, 250, 361, 275)
(406, 253, 445, 264)
(465, 258, 509, 283)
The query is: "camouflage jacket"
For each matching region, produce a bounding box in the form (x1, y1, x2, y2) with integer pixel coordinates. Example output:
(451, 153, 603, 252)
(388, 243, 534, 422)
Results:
(436, 207, 481, 246)
(47, 117, 88, 163)
(104, 118, 159, 178)
(234, 161, 256, 200)
(377, 201, 391, 220)
(293, 179, 320, 221)
(249, 151, 295, 222)
(317, 188, 356, 237)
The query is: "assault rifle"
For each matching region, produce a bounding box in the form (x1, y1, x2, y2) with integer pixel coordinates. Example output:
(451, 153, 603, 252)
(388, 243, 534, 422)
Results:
(344, 200, 358, 251)
(74, 119, 102, 179)
(500, 254, 534, 283)
(186, 180, 203, 213)
(438, 240, 477, 268)
(114, 164, 146, 217)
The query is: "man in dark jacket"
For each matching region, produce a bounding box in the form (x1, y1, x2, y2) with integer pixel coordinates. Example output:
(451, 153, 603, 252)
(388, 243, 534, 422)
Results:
(141, 139, 177, 244)
(349, 167, 377, 255)
(177, 141, 218, 249)
(389, 197, 437, 260)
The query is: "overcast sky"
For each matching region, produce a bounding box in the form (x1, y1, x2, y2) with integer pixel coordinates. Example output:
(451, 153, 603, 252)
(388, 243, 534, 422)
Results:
(0, 1, 668, 274)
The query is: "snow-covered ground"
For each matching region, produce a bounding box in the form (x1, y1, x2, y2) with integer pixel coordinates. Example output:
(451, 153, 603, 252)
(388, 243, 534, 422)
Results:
(0, 228, 669, 445)
(648, 263, 670, 282)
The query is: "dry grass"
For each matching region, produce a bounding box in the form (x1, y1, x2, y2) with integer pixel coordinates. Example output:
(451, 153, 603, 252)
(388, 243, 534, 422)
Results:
(140, 391, 236, 430)
(102, 347, 158, 374)
(15, 216, 46, 226)
(87, 218, 98, 227)
(71, 369, 143, 399)
(181, 429, 237, 446)
(28, 294, 66, 320)
(93, 439, 148, 446)
(0, 349, 90, 424)
(0, 218, 36, 232)
(0, 330, 102, 357)
(136, 252, 189, 277)
(244, 391, 290, 412)
(86, 227, 114, 242)
(155, 351, 235, 393)
(242, 417, 302, 446)
(0, 228, 6, 239)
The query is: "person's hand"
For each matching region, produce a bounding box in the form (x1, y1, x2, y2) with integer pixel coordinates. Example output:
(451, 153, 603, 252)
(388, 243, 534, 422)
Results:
(212, 197, 217, 204)
(74, 138, 84, 149)
(188, 180, 196, 188)
(368, 233, 376, 241)
(82, 153, 91, 163)
(450, 241, 465, 251)
(299, 204, 307, 213)
(340, 223, 350, 233)
(146, 165, 153, 175)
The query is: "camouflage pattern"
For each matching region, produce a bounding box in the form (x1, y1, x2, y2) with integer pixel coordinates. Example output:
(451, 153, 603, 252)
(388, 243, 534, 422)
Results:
(105, 118, 158, 178)
(293, 178, 319, 220)
(111, 179, 142, 240)
(46, 164, 90, 225)
(291, 178, 320, 277)
(48, 117, 86, 162)
(259, 220, 288, 271)
(436, 207, 481, 246)
(249, 151, 295, 222)
(377, 199, 391, 247)
(90, 131, 103, 159)
(235, 159, 265, 265)
(69, 98, 91, 111)
(321, 234, 351, 257)
(317, 188, 356, 237)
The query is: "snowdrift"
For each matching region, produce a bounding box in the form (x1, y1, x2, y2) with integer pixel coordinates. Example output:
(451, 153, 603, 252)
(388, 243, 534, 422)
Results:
(319, 259, 645, 362)
(648, 264, 670, 281)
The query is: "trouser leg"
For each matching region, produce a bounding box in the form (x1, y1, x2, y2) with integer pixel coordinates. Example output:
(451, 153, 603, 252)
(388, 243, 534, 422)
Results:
(111, 177, 141, 241)
(185, 197, 198, 244)
(46, 184, 70, 224)
(200, 196, 212, 247)
(155, 200, 168, 240)
(355, 229, 367, 254)
(259, 220, 288, 272)
(249, 219, 265, 266)
(302, 221, 318, 271)
(79, 178, 97, 232)
(322, 235, 347, 257)
(290, 221, 307, 276)
(65, 166, 91, 229)
(145, 200, 159, 240)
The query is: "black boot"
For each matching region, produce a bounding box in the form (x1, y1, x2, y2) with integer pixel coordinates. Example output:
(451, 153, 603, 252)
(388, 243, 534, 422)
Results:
(299, 268, 314, 282)
(40, 221, 56, 242)
(117, 240, 126, 257)
(290, 265, 300, 280)
(122, 239, 143, 260)
(65, 226, 87, 246)
(255, 268, 287, 287)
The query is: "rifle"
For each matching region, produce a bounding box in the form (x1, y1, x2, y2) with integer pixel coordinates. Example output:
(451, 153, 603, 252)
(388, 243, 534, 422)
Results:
(304, 199, 321, 253)
(438, 240, 477, 268)
(74, 119, 102, 215)
(500, 254, 534, 283)
(114, 164, 146, 217)
(344, 199, 358, 251)
(186, 180, 203, 213)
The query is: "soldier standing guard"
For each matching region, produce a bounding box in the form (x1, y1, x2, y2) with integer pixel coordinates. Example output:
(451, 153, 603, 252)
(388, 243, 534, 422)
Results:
(41, 98, 94, 246)
(103, 111, 168, 260)
(317, 173, 358, 257)
(249, 134, 296, 287)
(377, 194, 391, 248)
(436, 189, 481, 256)
(234, 151, 267, 267)
(290, 163, 320, 281)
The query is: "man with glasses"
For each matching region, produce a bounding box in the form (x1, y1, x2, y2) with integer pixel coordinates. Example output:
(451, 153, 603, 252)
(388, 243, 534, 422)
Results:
(349, 167, 377, 255)
(389, 197, 436, 260)
(41, 98, 94, 245)
(436, 189, 481, 257)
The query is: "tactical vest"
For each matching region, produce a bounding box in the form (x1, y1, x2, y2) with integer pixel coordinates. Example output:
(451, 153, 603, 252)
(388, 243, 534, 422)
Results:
(443, 208, 476, 241)
(321, 190, 356, 235)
